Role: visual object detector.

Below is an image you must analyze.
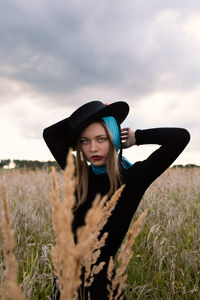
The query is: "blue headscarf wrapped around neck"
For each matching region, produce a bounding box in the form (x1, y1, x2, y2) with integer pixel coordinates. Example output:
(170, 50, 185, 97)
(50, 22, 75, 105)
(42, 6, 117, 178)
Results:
(91, 116, 132, 175)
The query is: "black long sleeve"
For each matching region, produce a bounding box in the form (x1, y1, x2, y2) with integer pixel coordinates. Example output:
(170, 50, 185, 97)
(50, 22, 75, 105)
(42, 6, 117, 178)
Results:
(73, 127, 190, 300)
(131, 127, 190, 188)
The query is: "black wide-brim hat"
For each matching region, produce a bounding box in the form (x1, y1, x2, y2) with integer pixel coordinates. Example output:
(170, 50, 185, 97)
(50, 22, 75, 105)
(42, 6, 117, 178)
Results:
(43, 101, 129, 170)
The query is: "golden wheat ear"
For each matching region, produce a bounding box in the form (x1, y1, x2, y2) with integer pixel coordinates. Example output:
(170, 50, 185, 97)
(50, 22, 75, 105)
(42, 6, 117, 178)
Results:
(77, 184, 125, 289)
(107, 210, 148, 300)
(0, 185, 26, 300)
(50, 150, 82, 300)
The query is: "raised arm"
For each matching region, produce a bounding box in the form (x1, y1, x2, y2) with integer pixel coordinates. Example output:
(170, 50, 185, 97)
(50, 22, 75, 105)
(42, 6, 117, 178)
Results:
(125, 127, 190, 187)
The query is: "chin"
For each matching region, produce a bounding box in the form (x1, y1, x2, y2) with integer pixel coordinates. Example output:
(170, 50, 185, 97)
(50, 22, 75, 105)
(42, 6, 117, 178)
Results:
(90, 160, 106, 166)
(93, 162, 105, 166)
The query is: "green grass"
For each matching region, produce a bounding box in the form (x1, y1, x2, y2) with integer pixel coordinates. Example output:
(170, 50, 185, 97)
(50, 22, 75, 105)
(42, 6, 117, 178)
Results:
(0, 168, 199, 299)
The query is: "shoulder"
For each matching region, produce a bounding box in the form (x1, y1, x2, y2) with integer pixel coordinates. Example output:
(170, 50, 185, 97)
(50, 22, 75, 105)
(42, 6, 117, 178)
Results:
(120, 162, 143, 181)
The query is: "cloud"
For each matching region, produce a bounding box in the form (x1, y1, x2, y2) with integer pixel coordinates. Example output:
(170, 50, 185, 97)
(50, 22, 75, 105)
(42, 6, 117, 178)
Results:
(0, 0, 199, 163)
(1, 0, 200, 107)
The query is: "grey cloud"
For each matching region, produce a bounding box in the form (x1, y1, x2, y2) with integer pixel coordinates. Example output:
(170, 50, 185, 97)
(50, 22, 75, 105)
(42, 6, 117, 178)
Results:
(1, 0, 200, 108)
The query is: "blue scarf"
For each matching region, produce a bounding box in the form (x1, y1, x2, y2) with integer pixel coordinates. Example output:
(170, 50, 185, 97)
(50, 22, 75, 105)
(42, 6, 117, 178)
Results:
(91, 116, 132, 175)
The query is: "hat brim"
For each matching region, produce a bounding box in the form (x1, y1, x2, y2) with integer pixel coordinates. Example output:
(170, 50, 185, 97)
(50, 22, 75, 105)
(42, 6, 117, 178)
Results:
(43, 101, 129, 169)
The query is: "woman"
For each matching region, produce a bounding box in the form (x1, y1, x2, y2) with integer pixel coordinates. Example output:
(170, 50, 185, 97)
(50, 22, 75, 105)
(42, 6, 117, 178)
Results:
(43, 101, 190, 299)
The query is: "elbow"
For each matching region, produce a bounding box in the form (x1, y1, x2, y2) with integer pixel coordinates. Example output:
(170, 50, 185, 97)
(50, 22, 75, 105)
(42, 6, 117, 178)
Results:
(180, 128, 191, 145)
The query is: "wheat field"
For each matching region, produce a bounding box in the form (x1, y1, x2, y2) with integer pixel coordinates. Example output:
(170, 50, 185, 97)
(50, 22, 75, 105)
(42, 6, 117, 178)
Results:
(0, 167, 199, 299)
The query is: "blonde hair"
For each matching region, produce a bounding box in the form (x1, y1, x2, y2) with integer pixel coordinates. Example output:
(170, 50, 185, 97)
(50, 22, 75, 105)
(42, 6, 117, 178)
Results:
(75, 120, 122, 206)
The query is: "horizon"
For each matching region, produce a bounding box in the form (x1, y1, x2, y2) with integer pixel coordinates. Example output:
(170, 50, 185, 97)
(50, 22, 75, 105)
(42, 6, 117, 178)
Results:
(1, 158, 199, 170)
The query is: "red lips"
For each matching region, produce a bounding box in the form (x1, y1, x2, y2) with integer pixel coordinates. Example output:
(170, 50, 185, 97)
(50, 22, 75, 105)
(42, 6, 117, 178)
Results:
(91, 156, 103, 161)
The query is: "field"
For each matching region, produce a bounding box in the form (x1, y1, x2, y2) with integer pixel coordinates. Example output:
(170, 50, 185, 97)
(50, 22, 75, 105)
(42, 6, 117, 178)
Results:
(0, 167, 200, 299)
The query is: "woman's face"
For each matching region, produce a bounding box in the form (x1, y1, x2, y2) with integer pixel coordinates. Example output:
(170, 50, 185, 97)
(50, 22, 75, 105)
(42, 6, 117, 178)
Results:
(80, 122, 110, 166)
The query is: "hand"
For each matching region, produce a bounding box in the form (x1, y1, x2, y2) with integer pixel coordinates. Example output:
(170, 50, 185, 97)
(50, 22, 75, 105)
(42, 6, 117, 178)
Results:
(103, 102, 110, 106)
(121, 128, 136, 149)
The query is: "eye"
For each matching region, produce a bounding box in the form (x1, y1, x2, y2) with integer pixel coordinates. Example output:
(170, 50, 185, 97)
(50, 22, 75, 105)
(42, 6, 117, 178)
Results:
(98, 137, 106, 142)
(80, 139, 89, 145)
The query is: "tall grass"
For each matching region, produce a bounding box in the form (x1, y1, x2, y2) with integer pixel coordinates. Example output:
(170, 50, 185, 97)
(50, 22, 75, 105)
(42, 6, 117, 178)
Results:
(0, 186, 25, 300)
(0, 167, 199, 299)
(0, 169, 54, 299)
(126, 168, 200, 299)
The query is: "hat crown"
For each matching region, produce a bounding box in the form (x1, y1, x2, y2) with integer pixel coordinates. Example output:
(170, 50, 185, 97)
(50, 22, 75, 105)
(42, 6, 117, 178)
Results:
(69, 101, 104, 129)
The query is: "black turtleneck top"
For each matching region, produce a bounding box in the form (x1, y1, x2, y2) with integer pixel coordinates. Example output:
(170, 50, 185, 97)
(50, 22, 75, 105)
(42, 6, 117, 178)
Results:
(72, 127, 190, 300)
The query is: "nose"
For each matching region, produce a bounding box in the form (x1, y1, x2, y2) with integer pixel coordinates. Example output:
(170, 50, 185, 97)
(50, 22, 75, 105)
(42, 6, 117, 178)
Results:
(90, 140, 98, 152)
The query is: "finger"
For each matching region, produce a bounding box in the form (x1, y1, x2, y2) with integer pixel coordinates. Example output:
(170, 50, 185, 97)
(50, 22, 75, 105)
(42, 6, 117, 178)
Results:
(121, 134, 128, 139)
(121, 131, 128, 135)
(121, 131, 128, 136)
(121, 132, 128, 136)
(121, 135, 128, 140)
(121, 133, 128, 138)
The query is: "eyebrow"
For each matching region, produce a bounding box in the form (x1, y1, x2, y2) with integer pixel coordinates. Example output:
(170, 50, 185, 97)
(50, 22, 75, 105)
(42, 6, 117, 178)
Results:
(80, 134, 107, 139)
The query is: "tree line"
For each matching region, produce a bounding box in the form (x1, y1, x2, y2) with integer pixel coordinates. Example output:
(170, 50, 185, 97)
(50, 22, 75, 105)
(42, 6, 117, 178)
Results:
(172, 164, 200, 169)
(0, 159, 61, 171)
(0, 159, 199, 171)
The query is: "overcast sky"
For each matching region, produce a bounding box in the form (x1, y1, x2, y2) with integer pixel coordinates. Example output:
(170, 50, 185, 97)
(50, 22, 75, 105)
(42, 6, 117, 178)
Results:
(0, 0, 199, 166)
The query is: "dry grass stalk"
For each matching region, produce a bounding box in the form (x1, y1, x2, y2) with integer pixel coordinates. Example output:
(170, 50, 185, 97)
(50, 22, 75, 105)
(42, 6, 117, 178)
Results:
(107, 209, 148, 300)
(50, 150, 125, 299)
(0, 186, 25, 300)
(50, 150, 80, 300)
(77, 185, 125, 288)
